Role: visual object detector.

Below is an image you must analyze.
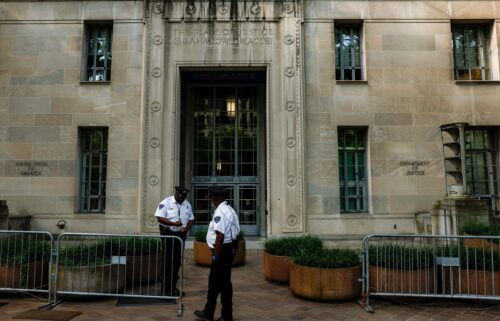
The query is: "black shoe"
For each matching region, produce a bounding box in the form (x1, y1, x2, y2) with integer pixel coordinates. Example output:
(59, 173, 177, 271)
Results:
(194, 310, 213, 321)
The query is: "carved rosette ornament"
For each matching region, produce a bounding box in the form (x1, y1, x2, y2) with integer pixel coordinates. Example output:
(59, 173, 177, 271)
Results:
(219, 5, 228, 14)
(150, 101, 161, 112)
(284, 35, 294, 45)
(147, 215, 157, 227)
(283, 3, 294, 14)
(287, 215, 298, 226)
(148, 175, 159, 186)
(152, 67, 162, 78)
(185, 3, 196, 14)
(286, 101, 296, 111)
(153, 35, 163, 45)
(287, 138, 296, 148)
(287, 176, 297, 186)
(149, 137, 160, 148)
(285, 67, 295, 77)
(153, 2, 164, 15)
(250, 4, 261, 14)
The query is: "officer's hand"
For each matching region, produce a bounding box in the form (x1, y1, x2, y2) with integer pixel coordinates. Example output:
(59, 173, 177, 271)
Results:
(174, 221, 182, 226)
(212, 255, 220, 263)
(179, 227, 187, 233)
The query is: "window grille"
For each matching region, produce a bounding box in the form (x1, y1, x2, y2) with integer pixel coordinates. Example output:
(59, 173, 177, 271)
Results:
(452, 24, 491, 80)
(84, 23, 112, 81)
(335, 24, 363, 80)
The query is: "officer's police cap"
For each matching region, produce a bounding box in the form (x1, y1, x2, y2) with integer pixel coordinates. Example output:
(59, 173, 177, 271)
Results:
(175, 186, 189, 197)
(208, 186, 227, 196)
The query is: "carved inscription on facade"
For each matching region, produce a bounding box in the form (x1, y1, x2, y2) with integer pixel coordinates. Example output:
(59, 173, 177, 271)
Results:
(15, 161, 48, 176)
(400, 160, 430, 176)
(172, 28, 273, 45)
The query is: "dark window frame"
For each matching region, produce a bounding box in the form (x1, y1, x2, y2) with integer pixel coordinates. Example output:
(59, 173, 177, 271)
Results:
(79, 127, 108, 213)
(83, 22, 113, 82)
(335, 23, 363, 81)
(338, 127, 368, 213)
(452, 23, 492, 81)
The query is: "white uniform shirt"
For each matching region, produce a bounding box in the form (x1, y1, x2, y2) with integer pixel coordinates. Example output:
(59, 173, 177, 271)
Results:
(154, 196, 194, 232)
(206, 201, 240, 249)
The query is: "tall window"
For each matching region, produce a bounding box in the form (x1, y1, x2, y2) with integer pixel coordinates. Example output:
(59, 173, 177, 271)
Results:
(84, 23, 112, 81)
(452, 24, 491, 80)
(79, 128, 108, 213)
(338, 127, 367, 213)
(465, 128, 497, 196)
(335, 23, 363, 80)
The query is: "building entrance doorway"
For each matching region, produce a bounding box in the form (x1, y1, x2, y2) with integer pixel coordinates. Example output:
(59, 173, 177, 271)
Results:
(181, 70, 266, 236)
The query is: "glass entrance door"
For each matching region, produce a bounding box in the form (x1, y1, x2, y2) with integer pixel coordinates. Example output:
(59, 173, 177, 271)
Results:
(188, 85, 261, 235)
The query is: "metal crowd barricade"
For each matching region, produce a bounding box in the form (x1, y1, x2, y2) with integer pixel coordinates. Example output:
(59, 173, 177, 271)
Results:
(360, 234, 500, 312)
(53, 233, 184, 316)
(0, 230, 54, 307)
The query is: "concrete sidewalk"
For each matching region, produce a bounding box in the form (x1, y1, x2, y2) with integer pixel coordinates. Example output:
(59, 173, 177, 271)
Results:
(1, 253, 500, 321)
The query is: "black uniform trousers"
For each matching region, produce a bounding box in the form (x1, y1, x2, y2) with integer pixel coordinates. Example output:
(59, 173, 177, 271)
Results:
(160, 227, 185, 296)
(204, 243, 235, 320)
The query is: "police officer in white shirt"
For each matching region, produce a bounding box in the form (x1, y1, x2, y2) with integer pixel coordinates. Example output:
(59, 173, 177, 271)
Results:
(195, 186, 240, 321)
(155, 185, 194, 297)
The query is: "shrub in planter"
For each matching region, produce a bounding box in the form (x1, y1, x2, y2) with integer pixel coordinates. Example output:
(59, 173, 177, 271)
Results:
(0, 238, 51, 289)
(193, 229, 246, 266)
(111, 237, 163, 286)
(263, 235, 323, 284)
(368, 244, 435, 294)
(290, 248, 361, 301)
(57, 241, 125, 294)
(461, 222, 500, 250)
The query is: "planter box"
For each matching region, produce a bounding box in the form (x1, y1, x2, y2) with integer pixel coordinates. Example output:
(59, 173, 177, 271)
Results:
(369, 266, 435, 294)
(57, 264, 126, 294)
(193, 240, 245, 267)
(448, 268, 500, 296)
(263, 251, 290, 284)
(125, 254, 162, 286)
(0, 261, 49, 289)
(289, 262, 361, 301)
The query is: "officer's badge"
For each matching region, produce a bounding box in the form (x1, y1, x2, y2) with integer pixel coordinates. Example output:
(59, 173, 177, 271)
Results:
(159, 204, 164, 209)
(214, 216, 220, 223)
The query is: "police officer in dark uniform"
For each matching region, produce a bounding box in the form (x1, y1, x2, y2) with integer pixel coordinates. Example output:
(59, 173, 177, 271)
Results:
(155, 186, 194, 296)
(195, 186, 240, 321)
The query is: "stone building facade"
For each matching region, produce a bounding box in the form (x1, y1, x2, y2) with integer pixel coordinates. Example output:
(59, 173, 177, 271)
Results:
(1, 0, 499, 237)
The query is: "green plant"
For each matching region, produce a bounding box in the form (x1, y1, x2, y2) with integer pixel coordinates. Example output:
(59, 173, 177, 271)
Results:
(293, 248, 360, 269)
(236, 230, 245, 241)
(110, 237, 162, 256)
(264, 235, 323, 257)
(462, 222, 500, 237)
(0, 236, 51, 265)
(195, 228, 209, 242)
(369, 243, 435, 269)
(437, 245, 500, 271)
(58, 241, 111, 268)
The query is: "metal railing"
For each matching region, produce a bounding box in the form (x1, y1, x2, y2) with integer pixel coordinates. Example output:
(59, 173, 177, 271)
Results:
(53, 233, 184, 316)
(360, 234, 500, 312)
(0, 230, 54, 306)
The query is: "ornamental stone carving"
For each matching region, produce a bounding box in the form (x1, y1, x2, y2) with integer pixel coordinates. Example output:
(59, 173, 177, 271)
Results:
(149, 137, 160, 148)
(284, 35, 294, 45)
(283, 3, 294, 14)
(285, 67, 295, 77)
(153, 2, 164, 14)
(148, 175, 159, 186)
(286, 101, 296, 111)
(147, 215, 157, 227)
(287, 138, 296, 148)
(153, 35, 163, 45)
(185, 3, 196, 14)
(150, 101, 161, 112)
(152, 67, 162, 78)
(219, 5, 228, 14)
(287, 176, 297, 186)
(287, 215, 297, 226)
(250, 4, 261, 14)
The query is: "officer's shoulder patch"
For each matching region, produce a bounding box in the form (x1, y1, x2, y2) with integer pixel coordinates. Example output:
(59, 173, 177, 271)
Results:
(158, 204, 164, 209)
(214, 216, 221, 223)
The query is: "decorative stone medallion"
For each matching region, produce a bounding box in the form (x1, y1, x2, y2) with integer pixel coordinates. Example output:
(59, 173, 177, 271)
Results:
(250, 4, 261, 14)
(284, 35, 294, 45)
(149, 137, 160, 148)
(150, 101, 161, 112)
(147, 215, 157, 227)
(186, 3, 196, 14)
(152, 67, 162, 78)
(285, 101, 296, 111)
(283, 3, 294, 14)
(287, 138, 296, 148)
(287, 215, 298, 226)
(148, 175, 160, 186)
(285, 67, 295, 77)
(287, 175, 297, 186)
(153, 35, 163, 45)
(219, 5, 228, 14)
(153, 2, 164, 14)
